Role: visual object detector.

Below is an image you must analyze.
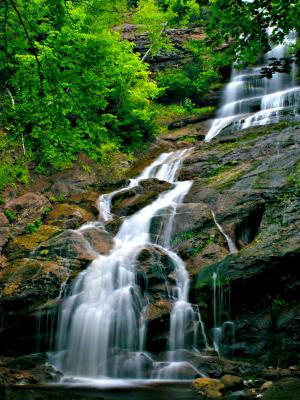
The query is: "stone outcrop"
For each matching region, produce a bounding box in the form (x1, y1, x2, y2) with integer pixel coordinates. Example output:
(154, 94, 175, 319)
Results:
(110, 178, 174, 217)
(191, 377, 224, 398)
(0, 189, 115, 357)
(0, 115, 299, 395)
(173, 122, 300, 367)
(137, 245, 176, 351)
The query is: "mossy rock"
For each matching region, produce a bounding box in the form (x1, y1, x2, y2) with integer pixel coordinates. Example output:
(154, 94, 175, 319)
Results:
(4, 225, 61, 261)
(45, 203, 94, 229)
(0, 258, 68, 311)
(192, 377, 224, 398)
(220, 374, 243, 389)
(262, 378, 300, 400)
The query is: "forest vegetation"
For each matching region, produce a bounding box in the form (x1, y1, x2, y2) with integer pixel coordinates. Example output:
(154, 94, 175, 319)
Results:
(0, 0, 299, 191)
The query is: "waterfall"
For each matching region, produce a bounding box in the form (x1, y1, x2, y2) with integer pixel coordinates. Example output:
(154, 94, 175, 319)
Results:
(53, 149, 206, 380)
(211, 211, 238, 254)
(205, 31, 299, 141)
(211, 272, 235, 357)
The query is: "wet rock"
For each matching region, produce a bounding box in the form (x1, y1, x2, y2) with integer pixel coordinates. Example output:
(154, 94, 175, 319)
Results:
(0, 258, 68, 312)
(0, 355, 62, 386)
(105, 216, 124, 235)
(68, 192, 99, 215)
(4, 225, 61, 261)
(135, 245, 178, 352)
(262, 367, 293, 381)
(34, 230, 97, 266)
(45, 204, 94, 229)
(221, 359, 263, 378)
(0, 222, 10, 252)
(80, 226, 114, 255)
(260, 381, 273, 391)
(146, 299, 172, 352)
(192, 377, 224, 398)
(47, 168, 97, 196)
(1, 354, 47, 370)
(262, 377, 300, 400)
(110, 351, 154, 379)
(0, 212, 9, 225)
(221, 374, 243, 390)
(111, 179, 173, 217)
(136, 245, 176, 295)
(195, 355, 223, 378)
(155, 361, 201, 379)
(4, 192, 50, 235)
(168, 112, 215, 130)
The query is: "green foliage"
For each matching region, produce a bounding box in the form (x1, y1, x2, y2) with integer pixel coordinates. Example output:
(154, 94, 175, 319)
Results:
(133, 0, 173, 58)
(4, 209, 17, 223)
(40, 248, 49, 257)
(156, 39, 224, 103)
(152, 102, 215, 128)
(271, 296, 288, 313)
(0, 0, 158, 171)
(172, 230, 197, 245)
(0, 131, 29, 192)
(44, 206, 51, 215)
(159, 0, 201, 27)
(206, 160, 240, 179)
(24, 217, 42, 234)
(207, 0, 300, 67)
(48, 195, 65, 204)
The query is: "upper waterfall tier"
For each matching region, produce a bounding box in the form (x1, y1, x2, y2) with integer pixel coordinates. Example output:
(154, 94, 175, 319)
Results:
(205, 31, 299, 141)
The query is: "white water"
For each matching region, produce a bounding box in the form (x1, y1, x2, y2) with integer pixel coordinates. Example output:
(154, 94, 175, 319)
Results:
(206, 31, 299, 141)
(211, 211, 238, 254)
(54, 149, 205, 379)
(99, 149, 191, 222)
(211, 272, 235, 356)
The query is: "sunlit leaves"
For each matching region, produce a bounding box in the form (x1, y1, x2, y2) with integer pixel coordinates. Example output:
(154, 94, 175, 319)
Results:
(0, 0, 158, 169)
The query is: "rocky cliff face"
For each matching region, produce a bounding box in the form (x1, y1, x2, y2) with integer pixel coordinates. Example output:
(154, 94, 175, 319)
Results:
(172, 121, 300, 368)
(0, 119, 299, 389)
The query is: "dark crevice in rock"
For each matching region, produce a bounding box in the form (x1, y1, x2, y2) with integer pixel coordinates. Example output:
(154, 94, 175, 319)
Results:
(234, 204, 265, 248)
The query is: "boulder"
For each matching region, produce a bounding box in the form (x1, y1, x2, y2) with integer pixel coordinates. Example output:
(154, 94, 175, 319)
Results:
(192, 377, 224, 398)
(33, 230, 98, 273)
(4, 192, 50, 235)
(45, 204, 94, 229)
(260, 381, 273, 391)
(4, 225, 61, 261)
(221, 374, 243, 389)
(111, 179, 173, 217)
(68, 192, 99, 215)
(262, 377, 300, 400)
(80, 226, 114, 255)
(155, 361, 201, 379)
(0, 212, 9, 225)
(0, 258, 68, 312)
(0, 354, 61, 386)
(136, 245, 176, 294)
(146, 299, 172, 352)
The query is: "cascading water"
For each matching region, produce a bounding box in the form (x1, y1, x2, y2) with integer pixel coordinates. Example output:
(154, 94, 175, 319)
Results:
(53, 149, 205, 380)
(211, 272, 235, 357)
(211, 211, 238, 254)
(206, 31, 299, 141)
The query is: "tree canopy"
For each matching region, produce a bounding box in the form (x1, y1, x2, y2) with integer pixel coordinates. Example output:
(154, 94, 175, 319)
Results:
(0, 0, 298, 176)
(207, 0, 300, 66)
(0, 0, 157, 170)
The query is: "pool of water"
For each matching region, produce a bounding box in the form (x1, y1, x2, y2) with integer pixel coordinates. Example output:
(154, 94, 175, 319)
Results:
(10, 380, 199, 400)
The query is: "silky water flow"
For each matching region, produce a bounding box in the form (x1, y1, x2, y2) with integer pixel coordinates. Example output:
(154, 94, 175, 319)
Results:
(52, 149, 209, 381)
(206, 31, 299, 141)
